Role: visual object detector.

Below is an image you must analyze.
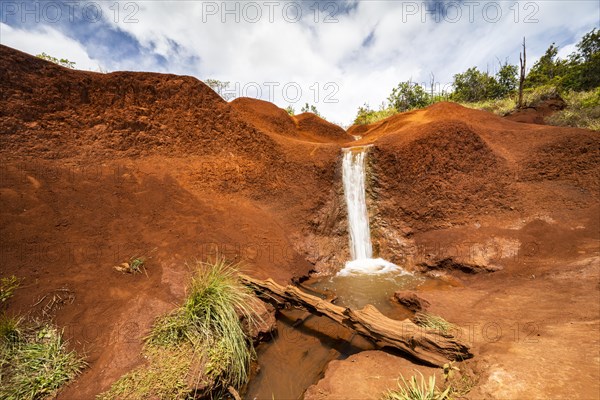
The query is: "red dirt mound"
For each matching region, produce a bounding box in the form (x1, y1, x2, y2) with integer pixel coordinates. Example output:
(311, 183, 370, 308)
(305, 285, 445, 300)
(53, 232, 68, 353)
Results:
(505, 97, 567, 124)
(293, 112, 353, 144)
(230, 97, 353, 144)
(0, 44, 276, 160)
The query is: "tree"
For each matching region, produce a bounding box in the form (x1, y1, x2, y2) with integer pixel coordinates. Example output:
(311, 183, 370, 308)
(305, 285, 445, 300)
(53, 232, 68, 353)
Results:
(451, 67, 500, 102)
(284, 105, 295, 116)
(301, 103, 321, 116)
(564, 28, 600, 90)
(497, 62, 519, 97)
(518, 37, 526, 108)
(36, 53, 76, 69)
(387, 81, 430, 112)
(524, 43, 568, 88)
(204, 79, 234, 100)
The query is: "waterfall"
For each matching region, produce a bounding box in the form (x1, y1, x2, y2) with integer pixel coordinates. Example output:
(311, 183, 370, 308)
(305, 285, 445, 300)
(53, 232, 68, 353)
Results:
(342, 149, 373, 260)
(338, 147, 400, 276)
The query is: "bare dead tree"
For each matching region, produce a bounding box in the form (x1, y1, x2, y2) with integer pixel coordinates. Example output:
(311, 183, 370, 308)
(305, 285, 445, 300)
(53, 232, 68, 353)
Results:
(430, 72, 435, 100)
(518, 37, 526, 108)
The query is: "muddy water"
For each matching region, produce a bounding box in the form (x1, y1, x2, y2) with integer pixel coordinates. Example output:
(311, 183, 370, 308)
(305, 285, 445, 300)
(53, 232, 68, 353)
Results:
(245, 271, 423, 399)
(245, 308, 374, 399)
(308, 272, 424, 315)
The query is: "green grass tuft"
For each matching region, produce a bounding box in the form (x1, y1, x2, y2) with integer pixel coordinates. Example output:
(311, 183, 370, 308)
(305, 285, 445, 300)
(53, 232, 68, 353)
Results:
(0, 323, 86, 399)
(459, 97, 517, 115)
(102, 257, 262, 398)
(413, 313, 457, 335)
(383, 372, 450, 400)
(97, 344, 199, 400)
(149, 258, 261, 389)
(0, 314, 23, 344)
(0, 275, 20, 305)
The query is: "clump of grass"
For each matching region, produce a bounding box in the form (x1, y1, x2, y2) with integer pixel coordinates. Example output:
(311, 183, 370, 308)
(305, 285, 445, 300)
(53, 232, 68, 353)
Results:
(97, 345, 198, 400)
(459, 97, 517, 115)
(0, 314, 22, 344)
(383, 372, 450, 400)
(546, 87, 600, 130)
(0, 322, 86, 399)
(1, 275, 20, 304)
(149, 258, 261, 389)
(522, 84, 561, 107)
(413, 313, 457, 334)
(102, 257, 262, 398)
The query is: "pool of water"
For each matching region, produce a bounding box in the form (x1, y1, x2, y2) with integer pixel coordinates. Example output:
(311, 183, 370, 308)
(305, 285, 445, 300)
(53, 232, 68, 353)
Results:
(244, 308, 374, 400)
(307, 270, 425, 316)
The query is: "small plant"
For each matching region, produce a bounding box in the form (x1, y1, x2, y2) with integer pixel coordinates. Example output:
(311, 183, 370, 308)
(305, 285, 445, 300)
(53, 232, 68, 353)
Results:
(0, 314, 22, 344)
(383, 372, 451, 400)
(0, 322, 86, 399)
(413, 313, 457, 335)
(35, 52, 76, 69)
(0, 275, 20, 305)
(114, 249, 156, 275)
(442, 362, 459, 383)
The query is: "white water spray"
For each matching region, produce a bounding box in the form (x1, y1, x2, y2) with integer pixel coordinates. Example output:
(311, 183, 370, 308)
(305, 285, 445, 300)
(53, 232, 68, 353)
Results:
(338, 147, 401, 276)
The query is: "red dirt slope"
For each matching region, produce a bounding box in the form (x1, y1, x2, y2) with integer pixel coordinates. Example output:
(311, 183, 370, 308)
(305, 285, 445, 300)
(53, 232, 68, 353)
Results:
(230, 97, 353, 143)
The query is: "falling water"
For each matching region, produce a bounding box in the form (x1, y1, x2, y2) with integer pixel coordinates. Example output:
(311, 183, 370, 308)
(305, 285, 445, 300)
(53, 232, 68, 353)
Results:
(342, 149, 372, 259)
(338, 147, 401, 276)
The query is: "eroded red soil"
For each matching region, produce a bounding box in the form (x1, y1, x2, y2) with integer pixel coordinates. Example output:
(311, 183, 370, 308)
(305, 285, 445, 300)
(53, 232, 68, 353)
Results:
(1, 44, 599, 399)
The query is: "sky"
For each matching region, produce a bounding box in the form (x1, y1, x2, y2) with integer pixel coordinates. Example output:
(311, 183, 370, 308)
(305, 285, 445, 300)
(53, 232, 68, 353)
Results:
(1, 0, 598, 125)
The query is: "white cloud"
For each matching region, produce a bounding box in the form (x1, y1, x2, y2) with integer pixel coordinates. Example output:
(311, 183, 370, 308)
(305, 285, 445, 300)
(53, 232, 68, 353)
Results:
(1, 1, 598, 124)
(0, 23, 101, 71)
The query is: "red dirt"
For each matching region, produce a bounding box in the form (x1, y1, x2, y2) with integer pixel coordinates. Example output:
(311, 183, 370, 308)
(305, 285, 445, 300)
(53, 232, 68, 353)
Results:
(1, 44, 599, 399)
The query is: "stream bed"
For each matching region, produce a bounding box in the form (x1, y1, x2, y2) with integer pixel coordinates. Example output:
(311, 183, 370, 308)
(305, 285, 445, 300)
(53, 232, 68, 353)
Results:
(245, 270, 424, 399)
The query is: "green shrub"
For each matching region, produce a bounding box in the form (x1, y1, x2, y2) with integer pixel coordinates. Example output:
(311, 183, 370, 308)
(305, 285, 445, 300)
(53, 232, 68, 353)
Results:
(354, 104, 399, 125)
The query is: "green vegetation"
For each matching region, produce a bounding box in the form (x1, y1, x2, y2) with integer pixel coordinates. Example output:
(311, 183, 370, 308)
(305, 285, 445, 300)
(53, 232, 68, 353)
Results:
(101, 258, 262, 398)
(413, 313, 457, 335)
(388, 81, 430, 111)
(301, 102, 321, 117)
(1, 275, 20, 305)
(114, 255, 148, 275)
(354, 103, 398, 125)
(546, 87, 600, 130)
(0, 322, 86, 399)
(204, 79, 234, 100)
(285, 105, 296, 116)
(382, 372, 450, 400)
(353, 28, 599, 130)
(97, 345, 196, 400)
(35, 53, 76, 69)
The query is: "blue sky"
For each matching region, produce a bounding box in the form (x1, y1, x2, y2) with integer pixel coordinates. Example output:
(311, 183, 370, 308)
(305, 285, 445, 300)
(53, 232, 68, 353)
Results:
(1, 0, 598, 124)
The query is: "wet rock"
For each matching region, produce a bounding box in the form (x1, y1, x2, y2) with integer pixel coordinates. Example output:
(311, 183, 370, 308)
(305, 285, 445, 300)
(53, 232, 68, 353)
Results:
(392, 291, 430, 312)
(417, 257, 501, 274)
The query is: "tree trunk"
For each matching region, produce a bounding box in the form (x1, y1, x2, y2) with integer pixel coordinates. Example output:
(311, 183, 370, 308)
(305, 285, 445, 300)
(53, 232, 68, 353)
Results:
(239, 274, 472, 367)
(519, 37, 526, 108)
